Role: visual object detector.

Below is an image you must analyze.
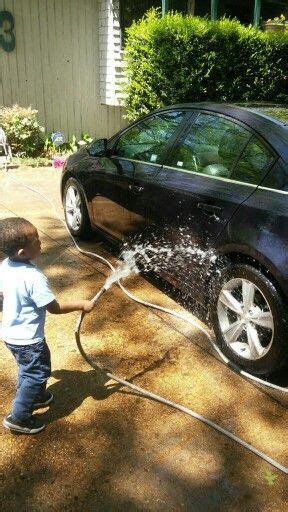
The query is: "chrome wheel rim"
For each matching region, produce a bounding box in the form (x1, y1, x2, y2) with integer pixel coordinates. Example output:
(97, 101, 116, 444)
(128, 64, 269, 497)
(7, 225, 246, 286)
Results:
(217, 278, 274, 361)
(65, 185, 82, 231)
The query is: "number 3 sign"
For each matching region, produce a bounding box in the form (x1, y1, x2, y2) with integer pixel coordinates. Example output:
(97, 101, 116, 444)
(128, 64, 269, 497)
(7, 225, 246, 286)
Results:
(0, 11, 15, 52)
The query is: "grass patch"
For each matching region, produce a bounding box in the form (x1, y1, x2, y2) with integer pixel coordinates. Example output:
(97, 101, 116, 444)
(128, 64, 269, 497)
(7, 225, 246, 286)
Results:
(11, 156, 52, 168)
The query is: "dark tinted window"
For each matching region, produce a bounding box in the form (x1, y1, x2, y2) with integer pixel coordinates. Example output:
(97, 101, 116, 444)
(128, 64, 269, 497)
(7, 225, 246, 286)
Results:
(114, 111, 186, 164)
(260, 162, 288, 192)
(231, 138, 274, 185)
(165, 113, 250, 178)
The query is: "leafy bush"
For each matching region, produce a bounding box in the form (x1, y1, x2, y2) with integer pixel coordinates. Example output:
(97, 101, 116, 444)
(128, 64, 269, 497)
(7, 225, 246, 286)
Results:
(123, 10, 288, 120)
(0, 105, 45, 156)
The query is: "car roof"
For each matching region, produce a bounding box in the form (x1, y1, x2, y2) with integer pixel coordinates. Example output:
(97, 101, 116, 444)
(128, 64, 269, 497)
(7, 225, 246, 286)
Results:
(159, 102, 288, 163)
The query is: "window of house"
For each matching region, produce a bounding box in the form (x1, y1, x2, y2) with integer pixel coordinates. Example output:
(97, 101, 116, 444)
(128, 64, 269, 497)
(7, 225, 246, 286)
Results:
(194, 0, 211, 17)
(120, 1, 188, 40)
(261, 0, 288, 21)
(217, 0, 255, 25)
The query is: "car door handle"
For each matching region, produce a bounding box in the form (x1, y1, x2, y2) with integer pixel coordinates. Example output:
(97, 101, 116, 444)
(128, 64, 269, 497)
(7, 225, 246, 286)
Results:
(197, 202, 222, 216)
(129, 184, 144, 194)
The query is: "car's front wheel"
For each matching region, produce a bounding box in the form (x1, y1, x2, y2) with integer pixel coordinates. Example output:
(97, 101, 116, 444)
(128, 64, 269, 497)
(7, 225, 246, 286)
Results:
(210, 264, 288, 375)
(63, 178, 92, 239)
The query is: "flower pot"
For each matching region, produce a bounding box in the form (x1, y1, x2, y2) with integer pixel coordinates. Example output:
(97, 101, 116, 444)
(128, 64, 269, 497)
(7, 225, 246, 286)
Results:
(262, 22, 286, 33)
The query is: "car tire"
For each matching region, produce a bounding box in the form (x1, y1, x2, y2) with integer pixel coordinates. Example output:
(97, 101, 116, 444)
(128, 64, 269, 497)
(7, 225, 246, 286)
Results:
(210, 263, 288, 376)
(63, 178, 92, 239)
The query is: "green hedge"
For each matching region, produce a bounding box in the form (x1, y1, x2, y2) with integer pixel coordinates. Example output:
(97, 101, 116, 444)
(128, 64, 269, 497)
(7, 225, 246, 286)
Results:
(123, 10, 288, 120)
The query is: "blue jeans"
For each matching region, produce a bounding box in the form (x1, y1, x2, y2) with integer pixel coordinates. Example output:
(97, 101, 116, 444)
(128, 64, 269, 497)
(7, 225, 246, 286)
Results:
(6, 339, 51, 421)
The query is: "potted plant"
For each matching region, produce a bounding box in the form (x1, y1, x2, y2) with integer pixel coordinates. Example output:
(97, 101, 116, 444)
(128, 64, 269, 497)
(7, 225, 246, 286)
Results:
(262, 14, 286, 33)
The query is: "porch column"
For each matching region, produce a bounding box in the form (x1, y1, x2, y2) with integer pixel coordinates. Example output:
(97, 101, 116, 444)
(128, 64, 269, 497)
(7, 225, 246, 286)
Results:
(253, 0, 261, 27)
(162, 0, 169, 16)
(211, 0, 218, 20)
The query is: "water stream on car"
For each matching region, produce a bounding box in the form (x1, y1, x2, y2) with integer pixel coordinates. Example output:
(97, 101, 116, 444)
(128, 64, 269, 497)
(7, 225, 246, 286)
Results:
(104, 230, 219, 296)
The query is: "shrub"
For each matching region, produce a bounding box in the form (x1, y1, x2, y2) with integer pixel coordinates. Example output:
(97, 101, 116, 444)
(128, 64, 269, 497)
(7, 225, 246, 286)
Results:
(0, 104, 45, 156)
(123, 10, 288, 120)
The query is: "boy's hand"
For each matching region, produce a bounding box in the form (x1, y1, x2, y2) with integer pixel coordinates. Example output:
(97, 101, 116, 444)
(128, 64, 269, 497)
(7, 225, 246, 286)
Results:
(81, 300, 95, 313)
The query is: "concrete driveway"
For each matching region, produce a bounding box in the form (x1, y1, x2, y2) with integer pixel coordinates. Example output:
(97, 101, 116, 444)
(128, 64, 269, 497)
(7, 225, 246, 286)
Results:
(0, 167, 287, 512)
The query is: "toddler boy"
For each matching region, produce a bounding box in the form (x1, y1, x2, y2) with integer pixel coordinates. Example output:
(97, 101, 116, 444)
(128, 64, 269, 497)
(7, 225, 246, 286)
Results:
(0, 217, 94, 434)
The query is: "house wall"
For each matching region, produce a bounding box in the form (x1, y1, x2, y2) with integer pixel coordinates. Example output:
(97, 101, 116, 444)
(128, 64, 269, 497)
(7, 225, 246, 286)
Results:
(0, 0, 126, 139)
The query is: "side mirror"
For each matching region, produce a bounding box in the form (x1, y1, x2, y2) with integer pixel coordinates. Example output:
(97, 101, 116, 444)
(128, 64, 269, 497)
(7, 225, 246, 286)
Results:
(87, 138, 108, 157)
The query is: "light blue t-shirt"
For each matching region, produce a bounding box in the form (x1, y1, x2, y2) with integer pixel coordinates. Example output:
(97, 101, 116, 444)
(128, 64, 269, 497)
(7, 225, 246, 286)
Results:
(0, 258, 55, 345)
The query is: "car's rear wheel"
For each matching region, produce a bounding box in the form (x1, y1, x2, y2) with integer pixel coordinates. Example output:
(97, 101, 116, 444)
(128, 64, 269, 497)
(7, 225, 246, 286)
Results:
(63, 178, 92, 239)
(210, 264, 288, 375)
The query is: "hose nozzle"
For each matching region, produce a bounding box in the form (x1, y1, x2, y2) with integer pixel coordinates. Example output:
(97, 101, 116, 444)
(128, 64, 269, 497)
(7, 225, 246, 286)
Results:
(104, 262, 136, 290)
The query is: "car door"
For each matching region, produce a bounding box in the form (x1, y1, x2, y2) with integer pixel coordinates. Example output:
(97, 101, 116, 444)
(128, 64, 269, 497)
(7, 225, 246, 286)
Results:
(105, 109, 191, 239)
(90, 152, 135, 240)
(140, 112, 275, 298)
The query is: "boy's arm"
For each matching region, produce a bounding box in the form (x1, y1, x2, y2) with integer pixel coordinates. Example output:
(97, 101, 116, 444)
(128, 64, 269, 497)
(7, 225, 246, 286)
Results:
(46, 298, 94, 314)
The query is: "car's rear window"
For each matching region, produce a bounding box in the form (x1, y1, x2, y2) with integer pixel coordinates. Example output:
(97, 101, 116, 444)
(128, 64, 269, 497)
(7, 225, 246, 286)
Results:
(248, 107, 288, 126)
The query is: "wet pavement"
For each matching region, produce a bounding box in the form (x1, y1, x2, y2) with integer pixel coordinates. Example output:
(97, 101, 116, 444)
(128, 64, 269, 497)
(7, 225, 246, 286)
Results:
(0, 167, 287, 511)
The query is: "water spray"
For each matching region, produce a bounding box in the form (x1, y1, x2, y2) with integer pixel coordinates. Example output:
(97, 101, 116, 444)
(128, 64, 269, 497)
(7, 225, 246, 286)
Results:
(1, 166, 287, 475)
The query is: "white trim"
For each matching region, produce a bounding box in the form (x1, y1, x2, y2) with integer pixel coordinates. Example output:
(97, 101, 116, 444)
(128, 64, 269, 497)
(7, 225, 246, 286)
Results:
(258, 185, 288, 195)
(111, 156, 162, 168)
(110, 159, 288, 195)
(99, 0, 125, 107)
(150, 163, 257, 189)
(162, 164, 288, 195)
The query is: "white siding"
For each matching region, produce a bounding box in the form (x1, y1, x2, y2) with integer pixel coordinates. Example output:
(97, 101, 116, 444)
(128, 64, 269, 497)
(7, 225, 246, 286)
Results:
(99, 0, 124, 106)
(0, 0, 126, 139)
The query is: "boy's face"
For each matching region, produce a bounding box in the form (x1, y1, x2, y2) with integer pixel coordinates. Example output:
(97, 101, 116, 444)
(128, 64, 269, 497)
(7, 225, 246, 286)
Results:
(17, 225, 41, 261)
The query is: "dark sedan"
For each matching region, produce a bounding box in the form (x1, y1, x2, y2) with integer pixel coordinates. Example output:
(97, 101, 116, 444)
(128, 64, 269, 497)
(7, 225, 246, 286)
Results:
(61, 103, 288, 376)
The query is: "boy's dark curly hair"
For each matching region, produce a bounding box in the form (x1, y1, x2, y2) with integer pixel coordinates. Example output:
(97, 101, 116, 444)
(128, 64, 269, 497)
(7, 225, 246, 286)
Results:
(0, 217, 34, 257)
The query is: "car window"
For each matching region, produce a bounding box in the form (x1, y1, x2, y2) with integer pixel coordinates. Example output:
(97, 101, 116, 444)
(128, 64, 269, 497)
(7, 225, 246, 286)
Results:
(165, 113, 251, 179)
(113, 111, 187, 164)
(230, 137, 274, 185)
(254, 160, 288, 192)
